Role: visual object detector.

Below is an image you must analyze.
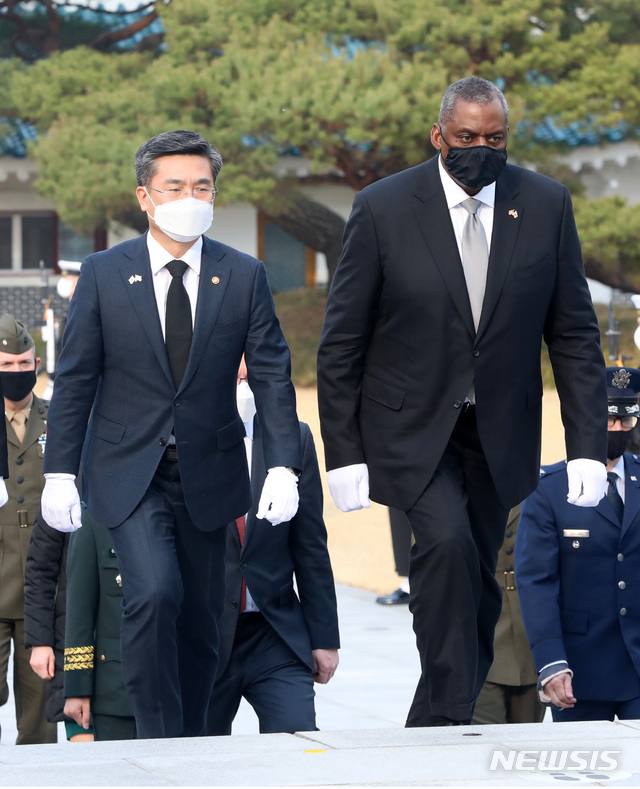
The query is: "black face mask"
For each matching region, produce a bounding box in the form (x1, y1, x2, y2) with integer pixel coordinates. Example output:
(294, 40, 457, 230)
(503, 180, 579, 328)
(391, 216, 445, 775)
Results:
(0, 370, 36, 403)
(439, 128, 508, 190)
(607, 430, 631, 461)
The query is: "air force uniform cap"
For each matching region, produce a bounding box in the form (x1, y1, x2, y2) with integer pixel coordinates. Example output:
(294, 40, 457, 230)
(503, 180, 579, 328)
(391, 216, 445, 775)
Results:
(607, 366, 640, 417)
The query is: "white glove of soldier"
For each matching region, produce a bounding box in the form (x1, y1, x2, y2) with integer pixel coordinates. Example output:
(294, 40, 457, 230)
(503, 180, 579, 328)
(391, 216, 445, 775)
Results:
(566, 458, 607, 507)
(0, 478, 8, 508)
(327, 463, 371, 512)
(41, 474, 82, 532)
(257, 466, 299, 525)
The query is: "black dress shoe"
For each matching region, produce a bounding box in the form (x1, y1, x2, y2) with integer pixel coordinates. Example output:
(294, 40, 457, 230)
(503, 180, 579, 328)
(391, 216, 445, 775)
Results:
(376, 587, 410, 605)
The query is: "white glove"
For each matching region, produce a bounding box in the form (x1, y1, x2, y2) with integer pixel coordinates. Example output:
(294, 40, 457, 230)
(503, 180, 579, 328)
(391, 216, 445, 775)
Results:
(566, 458, 607, 507)
(327, 463, 371, 512)
(0, 478, 8, 508)
(41, 474, 82, 532)
(257, 466, 299, 525)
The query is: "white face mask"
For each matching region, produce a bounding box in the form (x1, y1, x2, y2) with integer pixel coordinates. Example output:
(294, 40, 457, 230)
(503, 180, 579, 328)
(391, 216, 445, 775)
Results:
(145, 190, 213, 243)
(236, 380, 256, 424)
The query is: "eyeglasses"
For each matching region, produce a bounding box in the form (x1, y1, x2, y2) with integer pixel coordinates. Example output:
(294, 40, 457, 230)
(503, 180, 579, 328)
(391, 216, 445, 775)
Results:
(148, 186, 218, 202)
(608, 415, 638, 429)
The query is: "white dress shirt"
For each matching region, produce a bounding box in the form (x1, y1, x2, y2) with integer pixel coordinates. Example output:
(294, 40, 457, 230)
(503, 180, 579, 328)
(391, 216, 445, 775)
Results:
(146, 232, 202, 337)
(438, 155, 496, 403)
(437, 154, 495, 256)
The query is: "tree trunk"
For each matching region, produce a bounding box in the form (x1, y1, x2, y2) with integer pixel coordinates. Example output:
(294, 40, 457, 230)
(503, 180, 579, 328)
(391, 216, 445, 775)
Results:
(258, 193, 345, 285)
(583, 256, 638, 293)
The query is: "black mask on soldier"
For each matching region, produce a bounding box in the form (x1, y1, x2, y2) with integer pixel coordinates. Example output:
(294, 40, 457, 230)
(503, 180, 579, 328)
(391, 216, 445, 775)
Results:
(439, 128, 508, 190)
(0, 370, 36, 403)
(607, 430, 632, 462)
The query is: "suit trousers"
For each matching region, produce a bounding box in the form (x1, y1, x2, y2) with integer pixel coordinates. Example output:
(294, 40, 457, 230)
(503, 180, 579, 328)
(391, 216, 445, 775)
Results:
(108, 454, 227, 739)
(472, 681, 544, 725)
(207, 612, 317, 735)
(389, 507, 412, 578)
(93, 713, 137, 741)
(0, 619, 57, 744)
(405, 408, 508, 726)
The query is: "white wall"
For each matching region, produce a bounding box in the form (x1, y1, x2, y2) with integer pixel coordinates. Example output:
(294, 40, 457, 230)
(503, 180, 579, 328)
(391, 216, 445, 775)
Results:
(204, 203, 258, 257)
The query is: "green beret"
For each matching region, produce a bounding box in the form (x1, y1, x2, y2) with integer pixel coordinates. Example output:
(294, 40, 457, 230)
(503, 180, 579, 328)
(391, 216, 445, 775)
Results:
(0, 314, 36, 354)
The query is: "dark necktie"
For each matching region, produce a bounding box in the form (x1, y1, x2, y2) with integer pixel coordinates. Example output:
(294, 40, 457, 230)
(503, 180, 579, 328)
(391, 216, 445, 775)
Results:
(235, 515, 247, 612)
(607, 471, 624, 522)
(165, 260, 192, 388)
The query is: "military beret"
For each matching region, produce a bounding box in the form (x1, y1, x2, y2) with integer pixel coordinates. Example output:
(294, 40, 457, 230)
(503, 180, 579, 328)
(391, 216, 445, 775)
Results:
(0, 314, 36, 355)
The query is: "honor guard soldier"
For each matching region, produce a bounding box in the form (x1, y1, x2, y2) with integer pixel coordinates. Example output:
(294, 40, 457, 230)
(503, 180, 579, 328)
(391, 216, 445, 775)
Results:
(473, 503, 544, 724)
(517, 366, 640, 721)
(63, 507, 135, 741)
(0, 314, 57, 744)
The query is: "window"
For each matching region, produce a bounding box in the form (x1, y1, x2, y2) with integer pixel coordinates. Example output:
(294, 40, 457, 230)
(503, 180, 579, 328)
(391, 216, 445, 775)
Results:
(258, 214, 316, 292)
(21, 214, 56, 269)
(0, 217, 11, 270)
(59, 220, 94, 263)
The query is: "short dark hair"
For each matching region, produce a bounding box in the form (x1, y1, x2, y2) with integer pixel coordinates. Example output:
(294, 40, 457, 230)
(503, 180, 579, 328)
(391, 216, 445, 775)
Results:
(438, 77, 509, 126)
(134, 130, 223, 186)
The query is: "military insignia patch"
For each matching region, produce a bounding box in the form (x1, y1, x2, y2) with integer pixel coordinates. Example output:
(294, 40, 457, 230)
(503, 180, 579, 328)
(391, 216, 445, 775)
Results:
(612, 369, 632, 389)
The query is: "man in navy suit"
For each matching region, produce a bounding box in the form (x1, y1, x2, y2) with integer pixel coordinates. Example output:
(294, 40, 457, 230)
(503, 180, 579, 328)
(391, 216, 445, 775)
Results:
(317, 77, 608, 726)
(40, 130, 302, 738)
(517, 367, 640, 721)
(207, 358, 339, 735)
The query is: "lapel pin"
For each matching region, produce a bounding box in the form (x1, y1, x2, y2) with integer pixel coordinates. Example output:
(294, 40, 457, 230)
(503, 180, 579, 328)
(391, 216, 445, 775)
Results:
(128, 274, 143, 284)
(212, 276, 220, 284)
(631, 476, 637, 481)
(508, 209, 518, 219)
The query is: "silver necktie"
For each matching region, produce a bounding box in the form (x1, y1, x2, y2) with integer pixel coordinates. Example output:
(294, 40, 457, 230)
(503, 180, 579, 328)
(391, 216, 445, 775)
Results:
(460, 197, 489, 331)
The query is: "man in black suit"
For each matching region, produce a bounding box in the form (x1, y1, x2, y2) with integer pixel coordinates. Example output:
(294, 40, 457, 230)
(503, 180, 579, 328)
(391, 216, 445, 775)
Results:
(317, 77, 608, 726)
(40, 130, 302, 738)
(208, 359, 339, 735)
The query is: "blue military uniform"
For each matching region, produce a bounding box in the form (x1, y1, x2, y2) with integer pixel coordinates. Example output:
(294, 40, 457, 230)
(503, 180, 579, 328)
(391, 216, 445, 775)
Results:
(516, 455, 640, 719)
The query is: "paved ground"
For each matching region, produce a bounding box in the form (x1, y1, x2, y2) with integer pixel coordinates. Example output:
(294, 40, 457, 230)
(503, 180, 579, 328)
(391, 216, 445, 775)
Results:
(2, 584, 640, 787)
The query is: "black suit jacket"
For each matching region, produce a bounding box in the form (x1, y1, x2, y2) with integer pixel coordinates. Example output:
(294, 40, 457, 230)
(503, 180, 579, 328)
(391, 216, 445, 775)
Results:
(217, 419, 340, 676)
(44, 233, 301, 531)
(317, 157, 607, 511)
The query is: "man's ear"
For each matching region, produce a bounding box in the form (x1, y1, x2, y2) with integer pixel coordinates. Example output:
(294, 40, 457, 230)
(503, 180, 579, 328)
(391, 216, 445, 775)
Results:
(430, 123, 442, 151)
(136, 186, 151, 213)
(35, 357, 41, 373)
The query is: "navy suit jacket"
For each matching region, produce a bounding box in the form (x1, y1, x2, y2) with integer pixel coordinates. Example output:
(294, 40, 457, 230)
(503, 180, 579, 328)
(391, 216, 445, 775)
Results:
(516, 456, 640, 701)
(217, 419, 340, 676)
(44, 233, 301, 531)
(318, 157, 607, 510)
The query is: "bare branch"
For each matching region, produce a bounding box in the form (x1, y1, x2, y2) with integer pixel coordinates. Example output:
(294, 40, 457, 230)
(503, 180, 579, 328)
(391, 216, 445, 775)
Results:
(89, 9, 158, 51)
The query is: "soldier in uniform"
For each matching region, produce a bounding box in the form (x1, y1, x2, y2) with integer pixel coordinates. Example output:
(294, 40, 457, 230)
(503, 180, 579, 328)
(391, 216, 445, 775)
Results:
(472, 503, 544, 724)
(0, 314, 56, 744)
(517, 366, 640, 721)
(63, 507, 135, 741)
